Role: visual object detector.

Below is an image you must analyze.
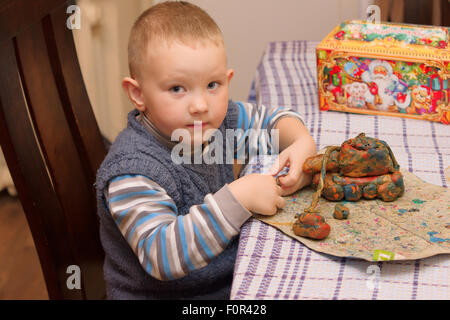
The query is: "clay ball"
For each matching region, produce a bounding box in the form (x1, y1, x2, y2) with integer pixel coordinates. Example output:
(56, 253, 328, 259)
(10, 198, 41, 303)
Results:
(333, 203, 350, 220)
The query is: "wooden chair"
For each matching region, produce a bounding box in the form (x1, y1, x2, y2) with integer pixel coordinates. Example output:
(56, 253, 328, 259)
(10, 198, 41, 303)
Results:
(0, 0, 106, 299)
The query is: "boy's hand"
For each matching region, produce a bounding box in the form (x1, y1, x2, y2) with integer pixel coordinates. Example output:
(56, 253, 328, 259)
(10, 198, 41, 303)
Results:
(269, 139, 315, 196)
(228, 174, 285, 215)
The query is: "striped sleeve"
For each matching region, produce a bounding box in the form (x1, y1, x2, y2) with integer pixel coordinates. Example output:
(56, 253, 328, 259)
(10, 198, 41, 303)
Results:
(105, 174, 251, 281)
(234, 101, 304, 161)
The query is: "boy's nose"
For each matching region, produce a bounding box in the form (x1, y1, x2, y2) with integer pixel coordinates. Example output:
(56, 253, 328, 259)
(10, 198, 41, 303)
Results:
(189, 96, 209, 114)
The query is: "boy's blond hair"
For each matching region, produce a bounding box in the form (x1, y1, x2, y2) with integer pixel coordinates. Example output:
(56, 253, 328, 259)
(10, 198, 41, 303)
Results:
(128, 1, 224, 79)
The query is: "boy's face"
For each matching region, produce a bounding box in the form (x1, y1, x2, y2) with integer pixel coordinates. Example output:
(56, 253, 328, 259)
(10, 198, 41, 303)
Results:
(132, 39, 234, 146)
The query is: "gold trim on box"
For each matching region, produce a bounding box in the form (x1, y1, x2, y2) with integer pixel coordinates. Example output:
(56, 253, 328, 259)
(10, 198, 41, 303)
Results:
(319, 21, 450, 62)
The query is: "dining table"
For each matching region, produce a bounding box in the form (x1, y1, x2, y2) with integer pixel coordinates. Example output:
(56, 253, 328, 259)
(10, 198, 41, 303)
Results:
(230, 40, 450, 300)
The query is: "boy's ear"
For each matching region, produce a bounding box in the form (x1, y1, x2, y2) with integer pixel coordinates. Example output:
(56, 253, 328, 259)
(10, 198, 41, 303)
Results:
(227, 69, 234, 83)
(122, 77, 146, 112)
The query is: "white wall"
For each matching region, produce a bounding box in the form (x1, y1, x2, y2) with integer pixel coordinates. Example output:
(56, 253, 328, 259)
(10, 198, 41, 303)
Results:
(161, 0, 366, 101)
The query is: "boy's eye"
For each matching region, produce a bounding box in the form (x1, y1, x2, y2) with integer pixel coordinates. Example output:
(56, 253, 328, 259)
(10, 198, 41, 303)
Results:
(170, 86, 185, 93)
(207, 82, 219, 90)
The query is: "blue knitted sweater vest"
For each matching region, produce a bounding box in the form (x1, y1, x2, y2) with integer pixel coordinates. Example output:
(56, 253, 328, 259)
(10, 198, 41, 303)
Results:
(95, 100, 239, 299)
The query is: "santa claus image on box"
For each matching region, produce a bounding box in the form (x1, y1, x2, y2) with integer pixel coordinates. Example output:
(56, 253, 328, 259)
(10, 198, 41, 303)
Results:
(362, 59, 411, 112)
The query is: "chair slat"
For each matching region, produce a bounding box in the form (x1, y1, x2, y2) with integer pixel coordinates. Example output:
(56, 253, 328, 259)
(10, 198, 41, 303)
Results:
(46, 3, 107, 183)
(0, 39, 83, 300)
(15, 22, 104, 299)
(0, 0, 106, 300)
(0, 0, 64, 44)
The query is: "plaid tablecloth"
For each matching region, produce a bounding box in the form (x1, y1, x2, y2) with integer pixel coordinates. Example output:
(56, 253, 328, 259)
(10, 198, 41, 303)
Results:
(230, 40, 450, 300)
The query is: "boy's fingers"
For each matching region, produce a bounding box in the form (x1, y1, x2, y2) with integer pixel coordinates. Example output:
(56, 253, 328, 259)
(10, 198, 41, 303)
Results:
(279, 168, 299, 187)
(275, 184, 283, 195)
(269, 153, 289, 175)
(275, 176, 281, 187)
(281, 185, 297, 196)
(276, 196, 285, 209)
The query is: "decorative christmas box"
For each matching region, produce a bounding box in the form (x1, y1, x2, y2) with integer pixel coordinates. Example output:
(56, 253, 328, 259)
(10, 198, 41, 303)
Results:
(316, 20, 450, 124)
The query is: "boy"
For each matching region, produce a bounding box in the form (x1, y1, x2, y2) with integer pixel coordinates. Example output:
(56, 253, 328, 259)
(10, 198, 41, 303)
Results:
(96, 1, 316, 299)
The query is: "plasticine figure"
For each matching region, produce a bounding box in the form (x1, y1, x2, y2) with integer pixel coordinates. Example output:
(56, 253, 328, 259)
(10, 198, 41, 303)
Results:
(293, 133, 404, 240)
(303, 133, 404, 201)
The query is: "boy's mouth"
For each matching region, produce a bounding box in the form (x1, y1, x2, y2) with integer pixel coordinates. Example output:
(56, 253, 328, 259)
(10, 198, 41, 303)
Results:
(186, 122, 209, 128)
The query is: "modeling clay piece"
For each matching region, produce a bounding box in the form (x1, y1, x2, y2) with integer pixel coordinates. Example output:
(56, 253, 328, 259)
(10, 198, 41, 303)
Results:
(292, 133, 404, 240)
(292, 147, 337, 240)
(333, 204, 349, 220)
(293, 212, 330, 240)
(314, 171, 404, 202)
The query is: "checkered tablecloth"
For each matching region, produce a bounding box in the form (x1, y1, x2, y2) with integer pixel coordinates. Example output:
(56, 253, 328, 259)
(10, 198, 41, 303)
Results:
(230, 40, 450, 300)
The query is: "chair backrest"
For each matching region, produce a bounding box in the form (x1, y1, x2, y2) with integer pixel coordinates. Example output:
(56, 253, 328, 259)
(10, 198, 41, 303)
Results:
(0, 0, 106, 299)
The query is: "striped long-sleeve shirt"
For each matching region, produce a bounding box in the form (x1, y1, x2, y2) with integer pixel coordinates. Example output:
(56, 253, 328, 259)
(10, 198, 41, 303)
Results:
(105, 101, 304, 281)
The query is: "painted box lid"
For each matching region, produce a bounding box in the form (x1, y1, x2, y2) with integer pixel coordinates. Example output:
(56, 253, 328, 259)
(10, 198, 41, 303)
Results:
(318, 20, 450, 62)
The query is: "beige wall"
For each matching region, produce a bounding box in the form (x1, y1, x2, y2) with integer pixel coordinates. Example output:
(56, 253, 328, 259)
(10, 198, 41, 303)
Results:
(73, 0, 152, 142)
(170, 0, 364, 102)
